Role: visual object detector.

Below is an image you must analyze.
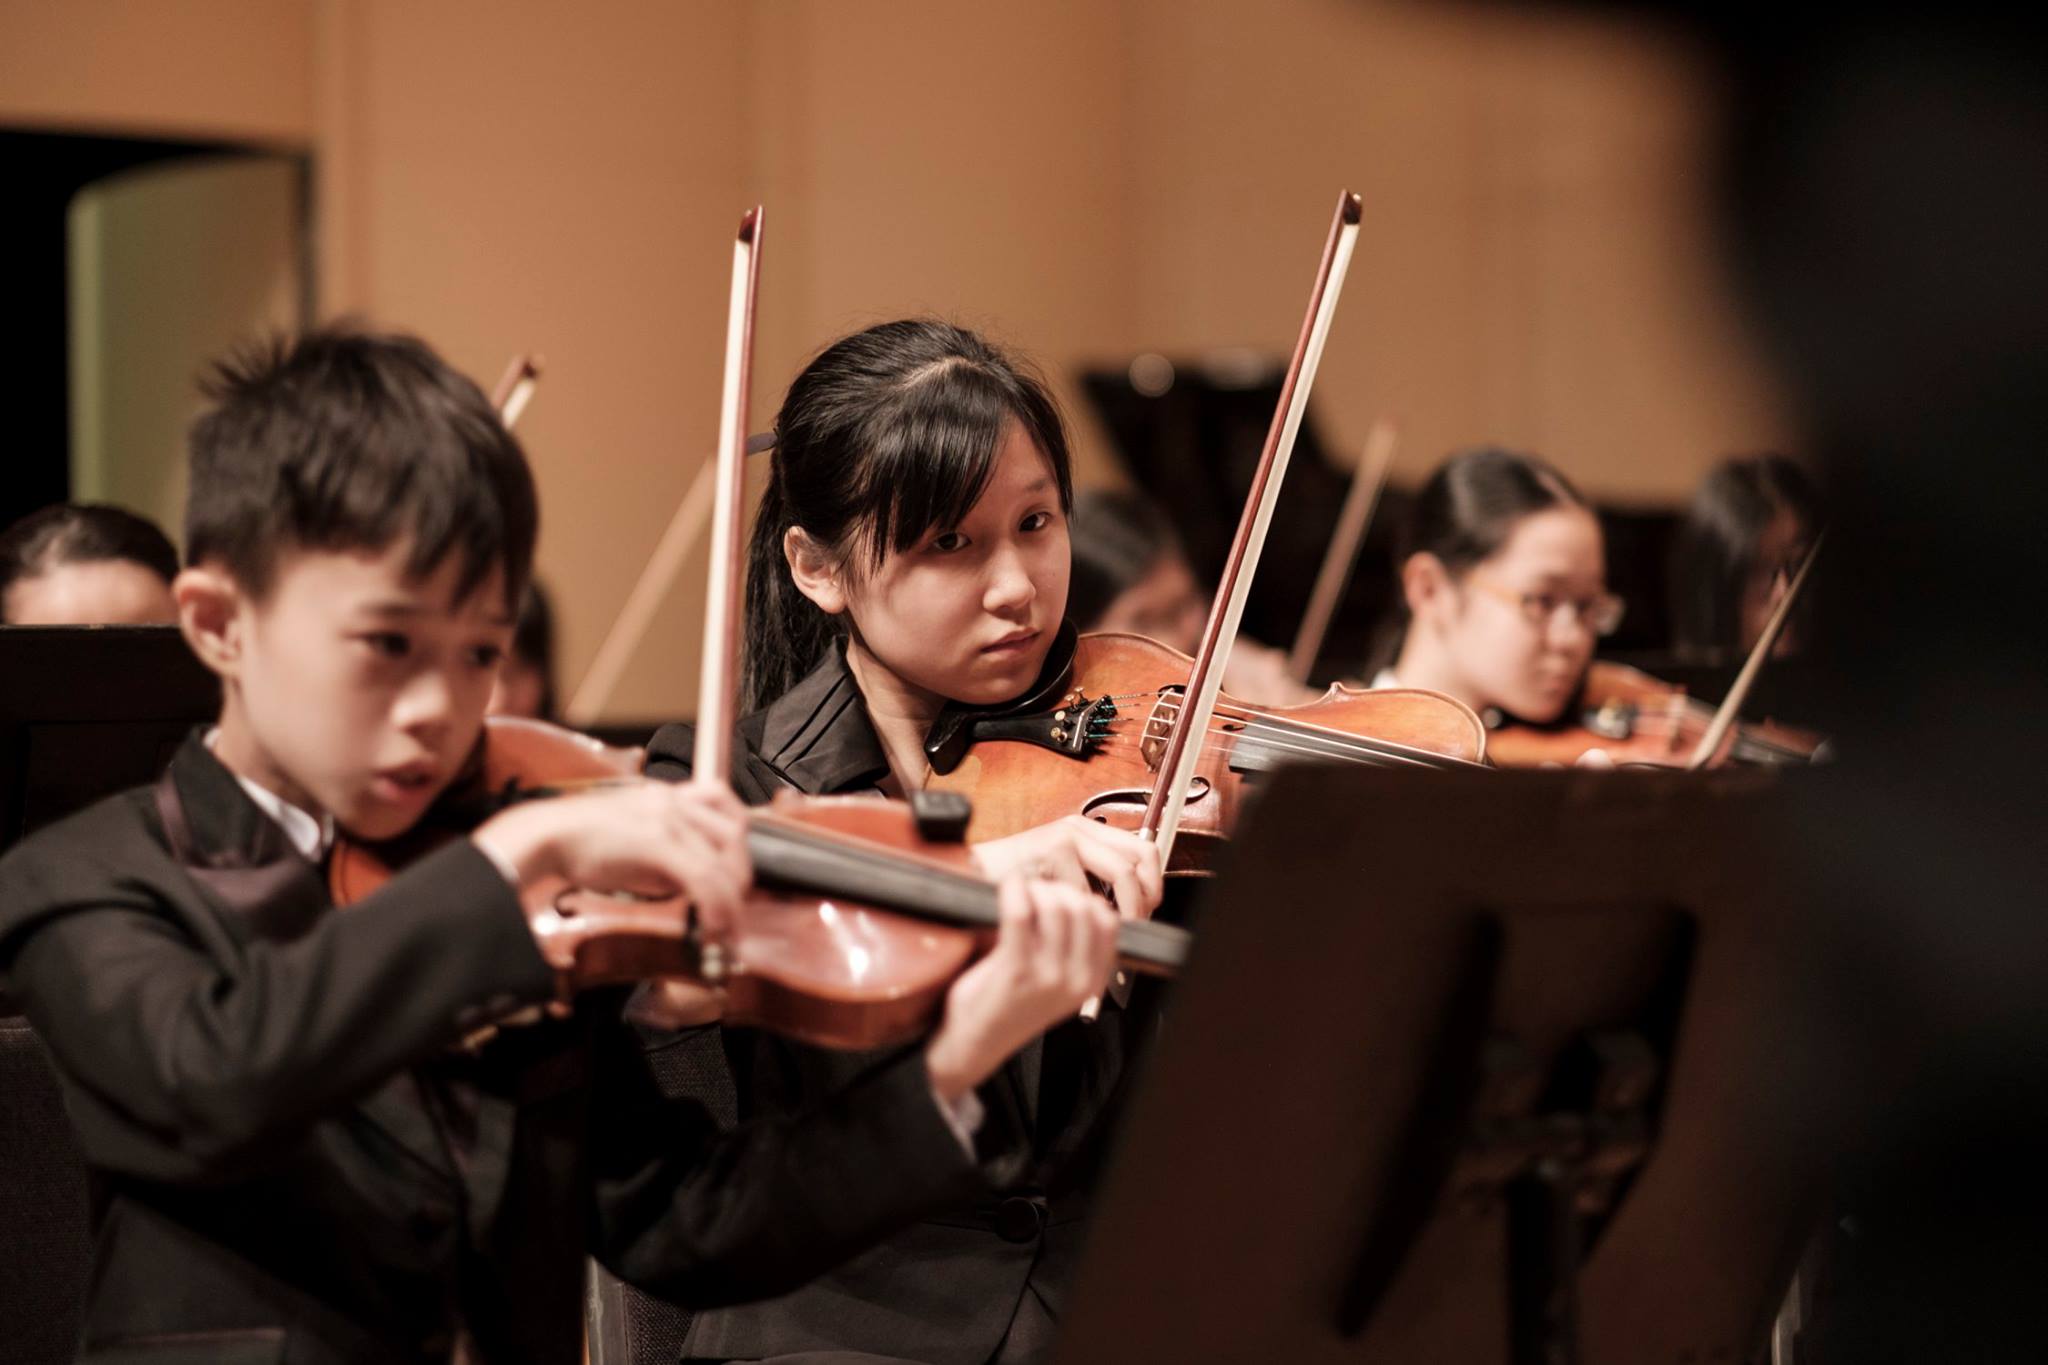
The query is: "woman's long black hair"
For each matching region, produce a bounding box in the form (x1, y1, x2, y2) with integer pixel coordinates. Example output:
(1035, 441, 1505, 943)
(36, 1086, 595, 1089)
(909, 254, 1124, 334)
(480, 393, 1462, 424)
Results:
(1367, 446, 1587, 672)
(742, 319, 1074, 710)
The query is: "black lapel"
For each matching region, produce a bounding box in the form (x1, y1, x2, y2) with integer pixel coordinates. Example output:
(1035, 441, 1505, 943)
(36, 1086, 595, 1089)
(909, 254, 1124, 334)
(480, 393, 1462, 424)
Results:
(155, 734, 328, 942)
(756, 650, 892, 795)
(156, 734, 465, 1189)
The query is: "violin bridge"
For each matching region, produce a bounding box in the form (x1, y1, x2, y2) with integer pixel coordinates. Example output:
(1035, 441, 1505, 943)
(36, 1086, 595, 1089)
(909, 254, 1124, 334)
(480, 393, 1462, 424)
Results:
(1142, 691, 1182, 771)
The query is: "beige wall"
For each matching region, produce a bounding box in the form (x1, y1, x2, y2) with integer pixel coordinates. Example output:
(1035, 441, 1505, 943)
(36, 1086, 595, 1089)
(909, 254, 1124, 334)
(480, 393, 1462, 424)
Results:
(1119, 0, 1785, 498)
(317, 0, 1153, 720)
(0, 0, 312, 145)
(13, 0, 1789, 720)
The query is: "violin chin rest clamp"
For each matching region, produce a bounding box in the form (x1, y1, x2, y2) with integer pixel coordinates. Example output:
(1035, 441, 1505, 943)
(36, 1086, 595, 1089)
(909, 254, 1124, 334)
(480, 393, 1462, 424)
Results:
(910, 790, 973, 843)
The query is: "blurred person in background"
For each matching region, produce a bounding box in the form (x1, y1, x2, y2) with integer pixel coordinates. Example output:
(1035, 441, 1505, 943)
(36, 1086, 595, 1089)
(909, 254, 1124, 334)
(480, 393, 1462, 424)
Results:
(1068, 487, 1316, 707)
(0, 502, 179, 626)
(487, 579, 558, 720)
(1669, 454, 1823, 663)
(1368, 448, 1619, 727)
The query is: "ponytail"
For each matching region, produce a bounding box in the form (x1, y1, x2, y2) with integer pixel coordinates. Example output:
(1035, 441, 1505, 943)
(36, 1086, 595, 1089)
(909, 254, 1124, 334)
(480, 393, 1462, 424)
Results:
(741, 476, 845, 711)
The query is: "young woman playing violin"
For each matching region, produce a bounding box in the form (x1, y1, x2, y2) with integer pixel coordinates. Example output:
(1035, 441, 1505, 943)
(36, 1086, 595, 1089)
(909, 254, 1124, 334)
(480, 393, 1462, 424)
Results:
(1372, 447, 1621, 731)
(1374, 447, 1825, 768)
(644, 317, 1165, 1365)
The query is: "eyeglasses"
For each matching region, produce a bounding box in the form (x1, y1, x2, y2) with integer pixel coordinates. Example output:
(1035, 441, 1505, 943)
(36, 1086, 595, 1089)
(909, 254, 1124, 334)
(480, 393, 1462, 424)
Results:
(1467, 574, 1627, 637)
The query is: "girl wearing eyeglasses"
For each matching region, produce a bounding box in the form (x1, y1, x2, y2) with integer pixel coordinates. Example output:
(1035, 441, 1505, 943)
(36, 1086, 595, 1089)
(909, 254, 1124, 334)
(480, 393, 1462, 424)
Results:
(1371, 447, 1622, 729)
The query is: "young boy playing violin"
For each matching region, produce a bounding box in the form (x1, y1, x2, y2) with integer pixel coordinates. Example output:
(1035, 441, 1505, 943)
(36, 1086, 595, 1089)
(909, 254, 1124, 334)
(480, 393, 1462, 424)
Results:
(645, 319, 1166, 1365)
(0, 327, 1120, 1365)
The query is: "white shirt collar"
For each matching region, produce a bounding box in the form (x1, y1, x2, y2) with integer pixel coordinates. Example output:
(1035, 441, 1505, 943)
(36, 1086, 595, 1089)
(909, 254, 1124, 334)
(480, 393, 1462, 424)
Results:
(203, 728, 335, 863)
(1369, 666, 1402, 690)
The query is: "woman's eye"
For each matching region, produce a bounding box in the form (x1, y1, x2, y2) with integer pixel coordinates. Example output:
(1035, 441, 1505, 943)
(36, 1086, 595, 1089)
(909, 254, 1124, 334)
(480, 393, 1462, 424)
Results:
(361, 632, 411, 659)
(1020, 510, 1053, 532)
(471, 644, 506, 669)
(930, 531, 968, 553)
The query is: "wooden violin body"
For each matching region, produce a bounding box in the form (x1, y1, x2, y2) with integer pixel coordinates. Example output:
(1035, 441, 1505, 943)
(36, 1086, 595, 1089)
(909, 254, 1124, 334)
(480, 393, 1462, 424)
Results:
(1485, 661, 1827, 769)
(538, 795, 987, 1051)
(926, 631, 1488, 874)
(333, 716, 1185, 1051)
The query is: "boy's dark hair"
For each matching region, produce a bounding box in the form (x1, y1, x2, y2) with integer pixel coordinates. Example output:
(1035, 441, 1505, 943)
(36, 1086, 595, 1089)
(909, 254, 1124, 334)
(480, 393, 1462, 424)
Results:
(186, 326, 537, 607)
(0, 503, 180, 618)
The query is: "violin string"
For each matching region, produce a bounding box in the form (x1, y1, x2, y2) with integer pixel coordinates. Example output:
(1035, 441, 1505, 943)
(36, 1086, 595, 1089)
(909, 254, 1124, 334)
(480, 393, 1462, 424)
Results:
(1089, 723, 1450, 772)
(1100, 711, 1462, 769)
(1067, 691, 1468, 767)
(1219, 712, 1467, 767)
(1086, 736, 1443, 775)
(1085, 718, 1452, 770)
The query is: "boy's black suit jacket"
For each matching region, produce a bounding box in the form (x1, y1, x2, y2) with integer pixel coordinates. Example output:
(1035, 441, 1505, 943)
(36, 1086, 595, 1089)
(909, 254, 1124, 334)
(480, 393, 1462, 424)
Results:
(0, 735, 1010, 1365)
(645, 650, 1161, 1365)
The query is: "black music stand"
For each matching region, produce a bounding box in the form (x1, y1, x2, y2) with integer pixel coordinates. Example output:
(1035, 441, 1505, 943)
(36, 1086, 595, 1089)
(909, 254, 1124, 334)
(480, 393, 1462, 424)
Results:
(1056, 766, 1847, 1365)
(0, 626, 220, 852)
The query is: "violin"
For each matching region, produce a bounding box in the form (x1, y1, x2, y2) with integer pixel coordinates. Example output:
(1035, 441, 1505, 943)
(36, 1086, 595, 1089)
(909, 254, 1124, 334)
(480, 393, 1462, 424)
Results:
(1484, 661, 1827, 769)
(329, 715, 1186, 1050)
(1488, 535, 1831, 770)
(925, 191, 1487, 876)
(338, 206, 1188, 1050)
(924, 627, 1486, 874)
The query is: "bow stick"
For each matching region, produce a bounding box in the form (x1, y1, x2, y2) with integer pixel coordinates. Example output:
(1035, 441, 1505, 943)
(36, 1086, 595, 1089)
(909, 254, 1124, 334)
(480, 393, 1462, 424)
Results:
(693, 208, 763, 778)
(1142, 190, 1363, 866)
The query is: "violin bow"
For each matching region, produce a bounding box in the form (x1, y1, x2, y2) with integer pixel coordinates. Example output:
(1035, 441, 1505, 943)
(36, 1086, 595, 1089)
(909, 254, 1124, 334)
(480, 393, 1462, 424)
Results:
(1683, 530, 1826, 770)
(1286, 416, 1397, 683)
(692, 207, 764, 782)
(491, 354, 543, 430)
(1141, 190, 1363, 866)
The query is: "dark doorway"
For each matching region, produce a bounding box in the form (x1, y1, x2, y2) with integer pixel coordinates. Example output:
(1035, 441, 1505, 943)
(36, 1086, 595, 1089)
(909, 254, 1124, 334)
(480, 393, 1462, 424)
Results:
(0, 129, 310, 533)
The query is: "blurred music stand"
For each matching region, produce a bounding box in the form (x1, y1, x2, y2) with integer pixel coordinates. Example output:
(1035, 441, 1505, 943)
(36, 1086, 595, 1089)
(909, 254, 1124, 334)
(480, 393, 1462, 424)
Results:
(0, 626, 219, 853)
(1081, 357, 1404, 676)
(1056, 766, 1844, 1365)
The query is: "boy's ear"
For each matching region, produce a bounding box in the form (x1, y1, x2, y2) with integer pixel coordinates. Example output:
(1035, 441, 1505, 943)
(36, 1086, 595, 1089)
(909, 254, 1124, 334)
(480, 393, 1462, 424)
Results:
(174, 566, 247, 677)
(1400, 552, 1451, 622)
(784, 526, 846, 616)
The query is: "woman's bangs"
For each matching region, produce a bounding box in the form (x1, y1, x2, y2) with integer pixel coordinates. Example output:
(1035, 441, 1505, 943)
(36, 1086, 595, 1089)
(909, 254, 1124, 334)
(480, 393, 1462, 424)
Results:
(858, 373, 1013, 566)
